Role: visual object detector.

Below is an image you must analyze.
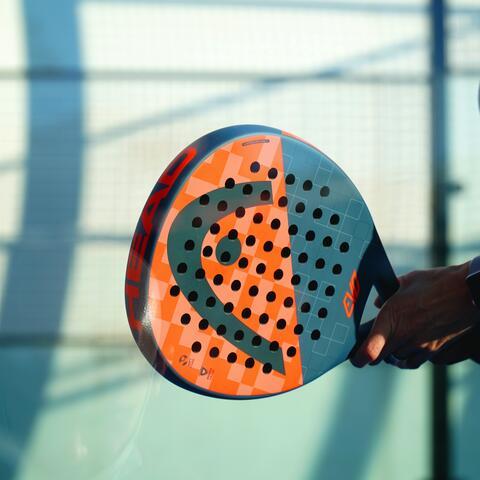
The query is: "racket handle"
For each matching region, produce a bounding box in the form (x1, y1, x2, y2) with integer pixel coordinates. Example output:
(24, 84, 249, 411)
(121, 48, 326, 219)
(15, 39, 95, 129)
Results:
(350, 231, 399, 352)
(374, 247, 400, 302)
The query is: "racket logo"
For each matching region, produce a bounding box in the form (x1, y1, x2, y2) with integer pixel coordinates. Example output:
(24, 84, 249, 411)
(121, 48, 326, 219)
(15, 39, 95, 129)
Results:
(125, 146, 197, 332)
(167, 180, 286, 374)
(343, 270, 360, 318)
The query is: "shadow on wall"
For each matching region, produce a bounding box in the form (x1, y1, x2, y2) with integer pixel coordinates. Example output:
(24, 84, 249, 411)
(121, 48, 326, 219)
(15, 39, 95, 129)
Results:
(0, 0, 83, 478)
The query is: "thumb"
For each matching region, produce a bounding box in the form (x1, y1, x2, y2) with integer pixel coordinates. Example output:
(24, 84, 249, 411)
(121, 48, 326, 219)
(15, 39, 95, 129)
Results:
(351, 305, 396, 367)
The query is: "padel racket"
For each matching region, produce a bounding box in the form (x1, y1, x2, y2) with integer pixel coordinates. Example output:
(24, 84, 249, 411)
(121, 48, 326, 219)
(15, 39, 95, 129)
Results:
(125, 125, 398, 399)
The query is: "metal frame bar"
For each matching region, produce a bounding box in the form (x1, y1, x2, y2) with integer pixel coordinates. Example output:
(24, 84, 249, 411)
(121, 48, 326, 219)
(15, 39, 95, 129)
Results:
(430, 0, 449, 479)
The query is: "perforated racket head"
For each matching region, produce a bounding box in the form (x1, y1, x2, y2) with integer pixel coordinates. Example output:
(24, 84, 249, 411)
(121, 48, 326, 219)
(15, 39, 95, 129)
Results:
(125, 125, 397, 399)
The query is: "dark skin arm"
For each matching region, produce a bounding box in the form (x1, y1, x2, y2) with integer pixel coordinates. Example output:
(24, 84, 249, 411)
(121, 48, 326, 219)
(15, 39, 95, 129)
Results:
(351, 261, 480, 369)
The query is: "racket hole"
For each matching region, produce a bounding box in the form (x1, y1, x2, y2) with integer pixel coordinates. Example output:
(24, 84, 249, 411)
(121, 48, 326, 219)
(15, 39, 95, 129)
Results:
(308, 280, 318, 291)
(213, 274, 223, 285)
(260, 190, 271, 201)
(294, 324, 304, 335)
(245, 358, 255, 368)
(318, 307, 328, 318)
(202, 246, 213, 257)
(281, 247, 291, 258)
(313, 208, 323, 219)
(180, 313, 191, 325)
(231, 280, 241, 291)
(268, 168, 278, 179)
(256, 263, 266, 274)
(278, 196, 288, 207)
(250, 161, 260, 173)
(227, 352, 237, 363)
(199, 194, 209, 205)
(225, 177, 235, 189)
(287, 346, 297, 357)
(238, 257, 248, 268)
(298, 252, 308, 263)
(285, 174, 295, 185)
(195, 268, 205, 279)
(291, 274, 300, 285)
(199, 318, 209, 330)
(283, 297, 294, 308)
(325, 286, 335, 297)
(276, 319, 286, 330)
(306, 230, 315, 241)
(234, 330, 244, 341)
(206, 296, 216, 307)
(216, 324, 226, 335)
(303, 180, 312, 191)
(243, 184, 253, 195)
(315, 258, 325, 269)
(340, 242, 350, 253)
(177, 263, 187, 274)
(210, 223, 220, 234)
(270, 341, 279, 351)
(273, 269, 283, 280)
(184, 240, 195, 251)
(217, 200, 228, 212)
(311, 329, 321, 340)
(262, 363, 273, 374)
(252, 335, 262, 347)
(320, 186, 330, 197)
(246, 235, 256, 246)
(253, 213, 263, 224)
(170, 285, 180, 297)
(209, 347, 219, 358)
(295, 202, 305, 213)
(271, 218, 281, 230)
(330, 214, 340, 225)
(263, 241, 273, 252)
(288, 224, 298, 235)
(241, 308, 251, 319)
(191, 342, 202, 353)
(249, 285, 259, 296)
(228, 229, 238, 240)
(259, 313, 269, 324)
(192, 217, 202, 228)
(266, 291, 276, 302)
(323, 236, 333, 247)
(235, 206, 245, 218)
(301, 302, 310, 313)
(332, 264, 342, 274)
(224, 302, 234, 313)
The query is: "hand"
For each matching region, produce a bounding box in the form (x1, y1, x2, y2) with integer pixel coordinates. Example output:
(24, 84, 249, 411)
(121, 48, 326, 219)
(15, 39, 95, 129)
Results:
(351, 262, 480, 369)
(430, 323, 480, 365)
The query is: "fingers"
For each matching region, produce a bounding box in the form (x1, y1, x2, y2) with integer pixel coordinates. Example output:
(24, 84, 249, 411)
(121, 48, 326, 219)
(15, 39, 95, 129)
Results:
(351, 305, 396, 367)
(397, 350, 431, 369)
(392, 344, 423, 359)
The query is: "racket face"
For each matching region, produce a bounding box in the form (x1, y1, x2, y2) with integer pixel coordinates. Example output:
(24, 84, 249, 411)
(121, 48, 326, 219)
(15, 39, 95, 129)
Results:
(125, 125, 387, 399)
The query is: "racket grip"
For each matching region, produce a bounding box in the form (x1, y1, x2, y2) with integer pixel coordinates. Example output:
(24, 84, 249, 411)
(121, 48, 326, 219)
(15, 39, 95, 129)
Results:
(372, 229, 399, 302)
(374, 255, 399, 302)
(349, 232, 400, 353)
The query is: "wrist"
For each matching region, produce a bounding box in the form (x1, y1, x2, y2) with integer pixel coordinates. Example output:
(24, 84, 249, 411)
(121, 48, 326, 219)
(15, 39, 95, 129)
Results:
(445, 261, 479, 322)
(466, 256, 480, 310)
